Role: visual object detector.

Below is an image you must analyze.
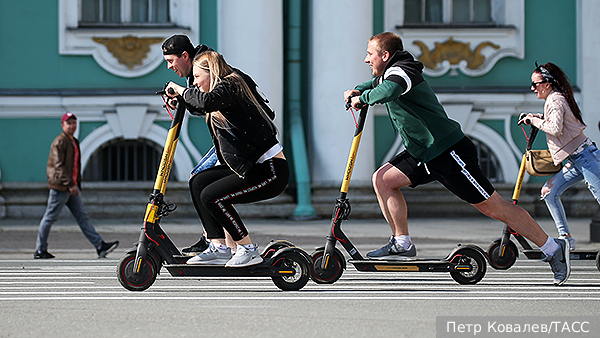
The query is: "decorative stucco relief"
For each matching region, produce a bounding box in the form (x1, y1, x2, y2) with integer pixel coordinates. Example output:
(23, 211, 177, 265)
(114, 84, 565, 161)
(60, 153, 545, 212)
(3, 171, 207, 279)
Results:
(58, 0, 198, 78)
(93, 36, 165, 70)
(414, 37, 500, 76)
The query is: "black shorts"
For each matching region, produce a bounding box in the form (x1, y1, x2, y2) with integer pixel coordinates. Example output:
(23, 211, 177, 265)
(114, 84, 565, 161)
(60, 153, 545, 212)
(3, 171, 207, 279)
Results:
(389, 137, 495, 204)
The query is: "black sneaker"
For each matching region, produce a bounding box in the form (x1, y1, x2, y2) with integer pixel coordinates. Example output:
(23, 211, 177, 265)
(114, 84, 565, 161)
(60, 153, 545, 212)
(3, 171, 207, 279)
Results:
(34, 250, 55, 259)
(97, 241, 119, 258)
(182, 236, 211, 256)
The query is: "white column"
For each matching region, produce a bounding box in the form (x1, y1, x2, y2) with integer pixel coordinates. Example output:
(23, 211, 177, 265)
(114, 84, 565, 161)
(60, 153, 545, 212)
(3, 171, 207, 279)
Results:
(309, 0, 374, 186)
(217, 0, 284, 137)
(578, 0, 600, 143)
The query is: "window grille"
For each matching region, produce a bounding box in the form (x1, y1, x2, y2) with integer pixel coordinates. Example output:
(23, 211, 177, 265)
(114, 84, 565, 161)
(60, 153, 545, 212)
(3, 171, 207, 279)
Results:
(404, 0, 492, 25)
(80, 0, 170, 25)
(83, 138, 176, 182)
(470, 137, 503, 183)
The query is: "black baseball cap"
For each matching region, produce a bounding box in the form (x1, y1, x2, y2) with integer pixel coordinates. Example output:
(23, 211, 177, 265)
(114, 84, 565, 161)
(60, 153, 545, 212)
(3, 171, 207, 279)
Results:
(162, 35, 194, 55)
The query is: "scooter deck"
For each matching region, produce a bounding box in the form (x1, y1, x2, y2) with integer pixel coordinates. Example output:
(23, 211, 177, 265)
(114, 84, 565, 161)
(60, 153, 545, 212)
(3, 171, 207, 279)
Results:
(522, 249, 598, 260)
(164, 262, 297, 278)
(349, 258, 471, 273)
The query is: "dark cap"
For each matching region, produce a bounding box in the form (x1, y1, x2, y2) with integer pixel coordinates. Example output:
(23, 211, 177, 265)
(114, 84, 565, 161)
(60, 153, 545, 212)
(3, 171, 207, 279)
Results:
(61, 112, 77, 123)
(162, 35, 194, 55)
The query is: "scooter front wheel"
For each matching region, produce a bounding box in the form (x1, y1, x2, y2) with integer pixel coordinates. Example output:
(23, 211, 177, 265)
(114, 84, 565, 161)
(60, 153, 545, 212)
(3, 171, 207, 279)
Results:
(270, 250, 311, 291)
(310, 248, 345, 284)
(449, 247, 487, 285)
(487, 239, 518, 270)
(117, 252, 158, 291)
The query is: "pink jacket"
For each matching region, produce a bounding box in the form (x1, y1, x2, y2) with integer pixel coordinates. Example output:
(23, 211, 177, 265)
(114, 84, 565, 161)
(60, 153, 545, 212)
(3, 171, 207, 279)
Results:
(530, 90, 586, 165)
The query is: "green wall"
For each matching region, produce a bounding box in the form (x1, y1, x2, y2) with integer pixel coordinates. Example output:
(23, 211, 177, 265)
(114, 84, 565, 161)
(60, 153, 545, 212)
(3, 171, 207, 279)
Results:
(371, 0, 577, 180)
(426, 0, 577, 88)
(0, 0, 582, 184)
(0, 1, 201, 90)
(0, 119, 59, 181)
(0, 0, 219, 182)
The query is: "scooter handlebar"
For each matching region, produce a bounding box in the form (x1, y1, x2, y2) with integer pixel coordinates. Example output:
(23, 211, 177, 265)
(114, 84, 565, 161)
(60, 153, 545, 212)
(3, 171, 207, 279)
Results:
(345, 94, 364, 110)
(156, 87, 179, 111)
(518, 112, 531, 125)
(156, 87, 176, 96)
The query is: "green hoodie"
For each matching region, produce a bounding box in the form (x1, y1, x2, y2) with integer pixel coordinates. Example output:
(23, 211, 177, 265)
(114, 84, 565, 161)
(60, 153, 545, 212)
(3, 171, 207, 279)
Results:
(356, 50, 464, 162)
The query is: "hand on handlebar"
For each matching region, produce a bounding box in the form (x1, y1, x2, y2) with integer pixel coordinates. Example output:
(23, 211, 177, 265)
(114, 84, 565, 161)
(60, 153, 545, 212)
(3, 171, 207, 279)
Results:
(343, 89, 360, 102)
(164, 82, 184, 97)
(518, 112, 533, 125)
(343, 90, 364, 110)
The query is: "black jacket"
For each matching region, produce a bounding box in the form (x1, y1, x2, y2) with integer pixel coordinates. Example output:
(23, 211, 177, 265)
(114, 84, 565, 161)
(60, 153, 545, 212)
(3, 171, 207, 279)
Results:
(182, 72, 278, 178)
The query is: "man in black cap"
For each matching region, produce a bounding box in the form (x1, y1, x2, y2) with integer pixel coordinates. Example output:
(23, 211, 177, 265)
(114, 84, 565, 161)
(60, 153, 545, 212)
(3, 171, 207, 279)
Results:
(162, 35, 217, 255)
(161, 35, 276, 256)
(162, 35, 213, 87)
(34, 113, 119, 259)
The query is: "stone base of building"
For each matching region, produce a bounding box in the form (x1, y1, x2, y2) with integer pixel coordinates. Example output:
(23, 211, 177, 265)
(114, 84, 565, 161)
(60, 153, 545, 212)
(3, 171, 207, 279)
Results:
(0, 181, 597, 220)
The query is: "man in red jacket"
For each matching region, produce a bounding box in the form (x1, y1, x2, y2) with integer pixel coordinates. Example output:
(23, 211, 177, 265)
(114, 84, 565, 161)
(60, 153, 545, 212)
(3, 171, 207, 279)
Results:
(34, 112, 118, 259)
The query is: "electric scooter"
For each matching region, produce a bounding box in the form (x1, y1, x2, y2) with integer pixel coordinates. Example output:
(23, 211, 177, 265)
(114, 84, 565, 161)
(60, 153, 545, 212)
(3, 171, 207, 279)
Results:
(116, 89, 312, 291)
(310, 98, 488, 285)
(486, 120, 600, 271)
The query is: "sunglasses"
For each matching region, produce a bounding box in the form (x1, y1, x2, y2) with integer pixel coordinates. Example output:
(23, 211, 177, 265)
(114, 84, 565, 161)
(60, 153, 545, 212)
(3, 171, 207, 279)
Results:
(531, 80, 546, 88)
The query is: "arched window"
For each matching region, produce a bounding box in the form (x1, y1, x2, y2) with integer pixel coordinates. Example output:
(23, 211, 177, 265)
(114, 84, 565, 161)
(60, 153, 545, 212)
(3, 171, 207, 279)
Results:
(83, 138, 175, 181)
(470, 137, 503, 183)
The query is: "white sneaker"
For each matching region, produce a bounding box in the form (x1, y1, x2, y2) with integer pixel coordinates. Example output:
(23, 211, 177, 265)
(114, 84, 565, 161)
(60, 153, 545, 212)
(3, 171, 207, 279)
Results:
(225, 245, 263, 267)
(187, 242, 232, 265)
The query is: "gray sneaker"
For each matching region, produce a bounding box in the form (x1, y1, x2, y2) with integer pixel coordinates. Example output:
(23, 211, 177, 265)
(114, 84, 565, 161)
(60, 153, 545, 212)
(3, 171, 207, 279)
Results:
(366, 236, 417, 260)
(558, 235, 576, 250)
(542, 238, 571, 286)
(225, 245, 263, 267)
(187, 242, 232, 265)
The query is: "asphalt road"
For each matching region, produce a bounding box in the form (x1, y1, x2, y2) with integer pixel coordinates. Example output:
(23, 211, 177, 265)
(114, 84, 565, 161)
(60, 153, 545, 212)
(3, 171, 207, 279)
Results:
(1, 217, 600, 337)
(0, 258, 599, 338)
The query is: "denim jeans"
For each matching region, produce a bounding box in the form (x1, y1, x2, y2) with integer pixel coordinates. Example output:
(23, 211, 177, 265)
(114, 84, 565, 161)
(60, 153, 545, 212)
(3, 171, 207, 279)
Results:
(190, 146, 219, 177)
(35, 188, 103, 252)
(541, 141, 600, 236)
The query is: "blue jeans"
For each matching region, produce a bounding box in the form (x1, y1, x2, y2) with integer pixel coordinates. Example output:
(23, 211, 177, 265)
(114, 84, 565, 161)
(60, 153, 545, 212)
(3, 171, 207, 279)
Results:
(541, 141, 600, 236)
(35, 189, 103, 252)
(190, 146, 218, 177)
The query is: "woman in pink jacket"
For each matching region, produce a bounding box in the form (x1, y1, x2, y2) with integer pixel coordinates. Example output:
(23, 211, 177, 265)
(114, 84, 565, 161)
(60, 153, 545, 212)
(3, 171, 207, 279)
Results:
(520, 62, 600, 250)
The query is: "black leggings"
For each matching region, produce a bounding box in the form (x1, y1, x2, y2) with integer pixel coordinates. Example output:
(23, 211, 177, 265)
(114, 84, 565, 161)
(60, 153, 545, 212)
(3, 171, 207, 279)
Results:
(189, 158, 289, 241)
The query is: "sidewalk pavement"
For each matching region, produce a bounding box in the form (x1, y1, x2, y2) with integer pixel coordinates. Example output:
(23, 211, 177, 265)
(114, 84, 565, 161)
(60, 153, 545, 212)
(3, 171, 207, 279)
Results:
(1, 215, 598, 260)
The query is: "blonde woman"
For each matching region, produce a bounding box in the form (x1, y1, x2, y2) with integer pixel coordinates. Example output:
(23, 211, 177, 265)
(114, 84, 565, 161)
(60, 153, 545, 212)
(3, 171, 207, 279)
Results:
(166, 51, 287, 267)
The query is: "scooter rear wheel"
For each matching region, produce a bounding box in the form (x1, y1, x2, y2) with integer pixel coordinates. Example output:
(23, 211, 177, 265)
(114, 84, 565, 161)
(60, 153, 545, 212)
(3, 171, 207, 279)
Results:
(487, 239, 518, 270)
(449, 247, 487, 285)
(310, 248, 345, 284)
(270, 250, 311, 291)
(117, 252, 158, 291)
(261, 240, 295, 260)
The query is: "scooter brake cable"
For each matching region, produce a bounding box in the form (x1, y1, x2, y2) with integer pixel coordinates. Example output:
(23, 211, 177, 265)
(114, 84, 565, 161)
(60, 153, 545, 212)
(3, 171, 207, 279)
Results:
(345, 94, 360, 128)
(160, 94, 174, 121)
(348, 106, 358, 128)
(519, 124, 529, 142)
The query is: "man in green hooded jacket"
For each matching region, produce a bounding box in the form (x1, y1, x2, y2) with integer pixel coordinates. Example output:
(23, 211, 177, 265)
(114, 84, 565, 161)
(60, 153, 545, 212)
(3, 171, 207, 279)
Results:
(344, 32, 570, 286)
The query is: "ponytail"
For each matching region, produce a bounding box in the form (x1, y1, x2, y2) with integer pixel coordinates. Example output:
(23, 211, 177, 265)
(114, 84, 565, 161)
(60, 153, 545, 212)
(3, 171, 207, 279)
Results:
(535, 62, 585, 126)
